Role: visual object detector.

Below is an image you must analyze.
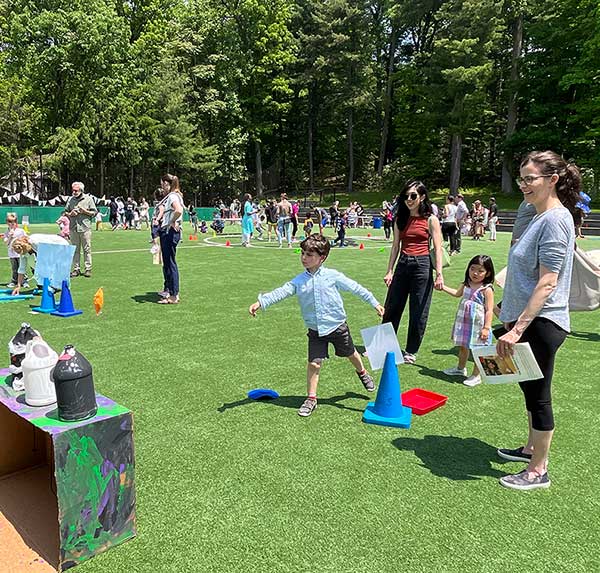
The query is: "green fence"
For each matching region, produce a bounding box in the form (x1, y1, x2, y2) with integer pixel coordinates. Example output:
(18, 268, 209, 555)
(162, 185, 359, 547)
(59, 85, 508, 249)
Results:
(0, 206, 217, 224)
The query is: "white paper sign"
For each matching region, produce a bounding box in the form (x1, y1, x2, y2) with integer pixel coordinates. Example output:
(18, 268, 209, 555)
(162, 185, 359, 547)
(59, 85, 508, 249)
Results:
(360, 322, 404, 370)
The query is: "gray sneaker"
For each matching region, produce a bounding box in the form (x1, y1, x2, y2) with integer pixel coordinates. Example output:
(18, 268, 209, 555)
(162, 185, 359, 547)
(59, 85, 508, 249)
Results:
(298, 398, 317, 417)
(499, 470, 551, 491)
(357, 370, 375, 391)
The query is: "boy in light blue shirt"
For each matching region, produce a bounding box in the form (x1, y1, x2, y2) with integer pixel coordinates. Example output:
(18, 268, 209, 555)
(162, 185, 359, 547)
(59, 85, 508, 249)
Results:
(249, 234, 385, 417)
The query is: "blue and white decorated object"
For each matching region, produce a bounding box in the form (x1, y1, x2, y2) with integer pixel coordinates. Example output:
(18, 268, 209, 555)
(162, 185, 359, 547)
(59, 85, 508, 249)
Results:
(35, 243, 76, 290)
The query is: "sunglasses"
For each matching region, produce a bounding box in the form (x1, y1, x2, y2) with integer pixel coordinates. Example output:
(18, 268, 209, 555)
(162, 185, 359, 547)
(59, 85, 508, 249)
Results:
(404, 192, 420, 201)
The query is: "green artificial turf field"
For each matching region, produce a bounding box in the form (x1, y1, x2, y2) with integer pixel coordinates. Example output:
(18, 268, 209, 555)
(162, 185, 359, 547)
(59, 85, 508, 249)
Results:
(1, 224, 599, 572)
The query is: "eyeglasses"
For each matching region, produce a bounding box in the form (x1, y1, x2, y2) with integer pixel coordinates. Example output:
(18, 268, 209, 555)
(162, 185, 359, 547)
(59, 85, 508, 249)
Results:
(404, 193, 419, 201)
(516, 175, 553, 186)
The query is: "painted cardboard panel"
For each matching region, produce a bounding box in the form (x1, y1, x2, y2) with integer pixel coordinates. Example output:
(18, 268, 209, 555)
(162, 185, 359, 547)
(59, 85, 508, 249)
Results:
(53, 414, 136, 570)
(0, 375, 136, 571)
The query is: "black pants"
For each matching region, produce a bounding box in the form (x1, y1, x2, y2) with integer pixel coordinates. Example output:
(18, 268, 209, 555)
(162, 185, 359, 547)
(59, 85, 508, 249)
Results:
(383, 221, 392, 240)
(382, 254, 433, 355)
(517, 317, 567, 431)
(442, 222, 459, 253)
(454, 224, 462, 252)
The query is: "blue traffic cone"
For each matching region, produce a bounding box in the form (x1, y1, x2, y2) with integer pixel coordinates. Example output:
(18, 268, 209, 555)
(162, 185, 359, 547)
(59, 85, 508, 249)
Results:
(32, 278, 57, 313)
(363, 351, 412, 428)
(51, 280, 82, 317)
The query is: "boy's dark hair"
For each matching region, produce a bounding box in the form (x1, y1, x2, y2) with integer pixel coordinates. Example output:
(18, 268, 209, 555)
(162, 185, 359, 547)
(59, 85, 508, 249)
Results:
(463, 255, 495, 286)
(300, 234, 330, 258)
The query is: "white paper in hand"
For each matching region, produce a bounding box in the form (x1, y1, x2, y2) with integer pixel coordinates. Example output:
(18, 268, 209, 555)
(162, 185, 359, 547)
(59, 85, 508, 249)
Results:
(360, 322, 404, 370)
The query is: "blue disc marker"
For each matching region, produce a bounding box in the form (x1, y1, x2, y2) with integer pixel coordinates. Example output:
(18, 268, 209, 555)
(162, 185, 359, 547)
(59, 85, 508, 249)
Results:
(247, 388, 280, 400)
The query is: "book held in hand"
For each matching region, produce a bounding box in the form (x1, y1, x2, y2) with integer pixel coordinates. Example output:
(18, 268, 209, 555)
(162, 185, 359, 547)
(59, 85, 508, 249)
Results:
(471, 342, 543, 384)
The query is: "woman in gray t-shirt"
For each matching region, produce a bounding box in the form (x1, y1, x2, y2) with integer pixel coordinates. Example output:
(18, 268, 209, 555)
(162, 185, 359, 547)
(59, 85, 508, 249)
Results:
(495, 151, 581, 492)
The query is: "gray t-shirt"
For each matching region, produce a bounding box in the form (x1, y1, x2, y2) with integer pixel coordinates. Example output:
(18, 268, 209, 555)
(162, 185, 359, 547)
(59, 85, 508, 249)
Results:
(500, 206, 574, 332)
(160, 192, 184, 229)
(511, 200, 536, 242)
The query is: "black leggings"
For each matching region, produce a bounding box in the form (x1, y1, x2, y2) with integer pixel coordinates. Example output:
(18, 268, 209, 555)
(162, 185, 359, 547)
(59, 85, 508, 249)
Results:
(517, 317, 567, 431)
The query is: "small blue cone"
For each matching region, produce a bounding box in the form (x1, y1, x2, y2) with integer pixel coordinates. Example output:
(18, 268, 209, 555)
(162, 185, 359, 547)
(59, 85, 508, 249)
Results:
(32, 277, 57, 313)
(51, 280, 82, 317)
(363, 351, 412, 428)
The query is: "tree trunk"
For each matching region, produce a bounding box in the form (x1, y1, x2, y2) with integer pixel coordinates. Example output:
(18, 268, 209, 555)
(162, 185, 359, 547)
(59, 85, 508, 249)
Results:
(501, 12, 523, 194)
(377, 25, 398, 177)
(308, 86, 315, 194)
(449, 133, 462, 195)
(347, 108, 354, 193)
(129, 166, 134, 196)
(99, 152, 105, 198)
(255, 139, 264, 198)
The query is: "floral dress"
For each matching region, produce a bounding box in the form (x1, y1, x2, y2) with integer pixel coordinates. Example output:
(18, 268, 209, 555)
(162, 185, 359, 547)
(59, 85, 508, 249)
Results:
(451, 284, 493, 349)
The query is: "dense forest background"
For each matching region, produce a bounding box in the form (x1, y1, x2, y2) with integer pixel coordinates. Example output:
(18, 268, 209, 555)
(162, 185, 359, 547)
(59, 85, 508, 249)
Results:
(0, 0, 598, 204)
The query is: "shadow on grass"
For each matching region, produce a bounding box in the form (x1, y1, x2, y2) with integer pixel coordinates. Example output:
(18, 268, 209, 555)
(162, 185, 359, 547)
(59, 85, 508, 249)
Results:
(430, 348, 457, 356)
(131, 292, 162, 304)
(218, 391, 369, 414)
(415, 363, 463, 384)
(569, 330, 600, 342)
(392, 434, 505, 481)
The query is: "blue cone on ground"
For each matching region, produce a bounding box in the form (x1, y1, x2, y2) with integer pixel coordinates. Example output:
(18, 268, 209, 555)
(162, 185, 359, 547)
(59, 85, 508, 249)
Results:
(362, 351, 411, 428)
(51, 280, 83, 317)
(32, 277, 57, 313)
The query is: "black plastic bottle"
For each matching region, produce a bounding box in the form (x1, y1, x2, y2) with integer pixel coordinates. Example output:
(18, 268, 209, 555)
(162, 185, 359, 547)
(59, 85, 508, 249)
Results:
(51, 345, 98, 421)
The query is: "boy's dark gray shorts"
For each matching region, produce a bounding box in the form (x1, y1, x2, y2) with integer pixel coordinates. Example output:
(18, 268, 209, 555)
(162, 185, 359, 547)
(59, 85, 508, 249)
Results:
(307, 323, 355, 362)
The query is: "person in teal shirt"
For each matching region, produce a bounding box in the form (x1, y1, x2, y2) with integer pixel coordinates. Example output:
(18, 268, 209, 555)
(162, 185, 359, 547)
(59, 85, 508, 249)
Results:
(241, 193, 255, 247)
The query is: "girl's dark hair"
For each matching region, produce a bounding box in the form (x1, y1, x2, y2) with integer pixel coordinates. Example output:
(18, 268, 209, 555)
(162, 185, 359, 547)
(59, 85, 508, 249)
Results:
(241, 193, 252, 205)
(394, 180, 432, 232)
(520, 151, 581, 214)
(464, 255, 495, 287)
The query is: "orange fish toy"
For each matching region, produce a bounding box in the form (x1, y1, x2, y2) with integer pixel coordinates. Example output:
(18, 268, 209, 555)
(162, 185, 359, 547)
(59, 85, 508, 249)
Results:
(93, 287, 104, 315)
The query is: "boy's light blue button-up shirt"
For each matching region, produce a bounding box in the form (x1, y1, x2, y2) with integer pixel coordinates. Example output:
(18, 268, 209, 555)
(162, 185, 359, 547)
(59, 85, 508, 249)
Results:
(258, 266, 380, 336)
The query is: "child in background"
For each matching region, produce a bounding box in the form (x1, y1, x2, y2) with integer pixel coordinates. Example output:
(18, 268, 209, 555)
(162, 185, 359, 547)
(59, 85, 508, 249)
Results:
(95, 210, 105, 231)
(3, 213, 27, 287)
(333, 212, 347, 247)
(249, 234, 385, 417)
(442, 255, 495, 386)
(56, 211, 70, 240)
(303, 212, 314, 237)
(151, 189, 166, 267)
(199, 220, 208, 234)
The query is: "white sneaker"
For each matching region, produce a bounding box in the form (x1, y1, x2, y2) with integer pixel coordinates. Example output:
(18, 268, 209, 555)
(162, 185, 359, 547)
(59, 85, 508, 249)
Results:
(464, 374, 482, 387)
(402, 352, 417, 364)
(443, 366, 468, 377)
(21, 282, 30, 288)
(7, 282, 16, 288)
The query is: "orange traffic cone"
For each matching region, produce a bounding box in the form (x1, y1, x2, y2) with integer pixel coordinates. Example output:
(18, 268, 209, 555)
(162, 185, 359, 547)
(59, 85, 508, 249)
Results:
(367, 233, 371, 237)
(225, 240, 231, 247)
(359, 243, 365, 250)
